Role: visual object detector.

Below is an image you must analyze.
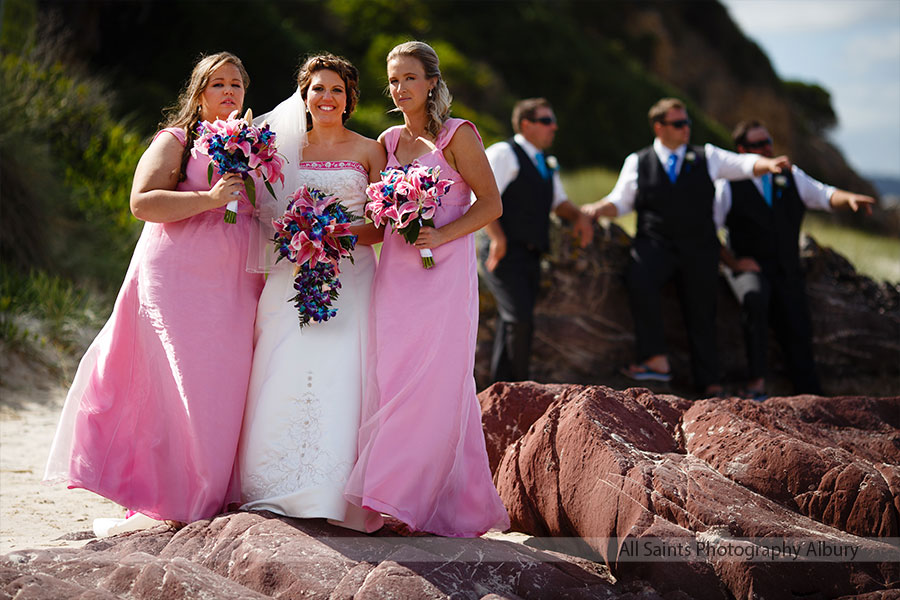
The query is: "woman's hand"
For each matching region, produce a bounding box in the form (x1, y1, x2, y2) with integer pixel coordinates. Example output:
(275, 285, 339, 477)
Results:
(131, 131, 248, 223)
(208, 173, 246, 207)
(414, 225, 447, 250)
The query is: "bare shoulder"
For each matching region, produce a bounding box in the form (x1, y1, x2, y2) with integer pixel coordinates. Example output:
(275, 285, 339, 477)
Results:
(150, 129, 186, 153)
(446, 121, 483, 151)
(361, 135, 386, 162)
(139, 129, 184, 170)
(444, 121, 485, 172)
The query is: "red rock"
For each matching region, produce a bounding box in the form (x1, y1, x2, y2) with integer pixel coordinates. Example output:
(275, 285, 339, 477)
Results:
(682, 396, 900, 537)
(478, 381, 572, 473)
(492, 384, 899, 599)
(1, 511, 624, 599)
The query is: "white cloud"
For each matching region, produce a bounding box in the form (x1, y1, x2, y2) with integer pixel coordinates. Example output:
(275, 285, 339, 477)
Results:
(842, 30, 900, 72)
(834, 85, 900, 131)
(722, 0, 897, 35)
(721, 0, 900, 177)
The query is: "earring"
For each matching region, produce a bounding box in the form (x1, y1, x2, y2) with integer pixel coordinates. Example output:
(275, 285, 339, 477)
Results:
(428, 89, 434, 98)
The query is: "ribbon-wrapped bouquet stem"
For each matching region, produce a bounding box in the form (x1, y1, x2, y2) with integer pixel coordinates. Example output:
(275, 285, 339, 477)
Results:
(192, 109, 285, 223)
(365, 162, 453, 269)
(272, 186, 359, 327)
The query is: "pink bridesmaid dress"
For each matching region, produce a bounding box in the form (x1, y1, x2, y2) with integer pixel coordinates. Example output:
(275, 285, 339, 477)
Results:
(345, 119, 510, 537)
(44, 127, 265, 523)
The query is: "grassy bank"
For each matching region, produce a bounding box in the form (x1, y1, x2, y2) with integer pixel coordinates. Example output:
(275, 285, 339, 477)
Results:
(562, 167, 900, 284)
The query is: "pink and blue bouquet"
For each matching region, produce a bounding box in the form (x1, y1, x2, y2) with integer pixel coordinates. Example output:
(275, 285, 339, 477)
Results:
(192, 109, 285, 223)
(365, 162, 453, 269)
(272, 185, 359, 327)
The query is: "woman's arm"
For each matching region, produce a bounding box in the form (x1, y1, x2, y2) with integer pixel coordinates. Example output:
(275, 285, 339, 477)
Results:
(350, 222, 384, 246)
(366, 136, 388, 183)
(350, 137, 388, 246)
(414, 123, 502, 250)
(130, 131, 243, 223)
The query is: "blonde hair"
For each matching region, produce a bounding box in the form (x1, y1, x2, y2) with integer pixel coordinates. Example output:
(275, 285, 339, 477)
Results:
(387, 41, 451, 139)
(163, 52, 250, 181)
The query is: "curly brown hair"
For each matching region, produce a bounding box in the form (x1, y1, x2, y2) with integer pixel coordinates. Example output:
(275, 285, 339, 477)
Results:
(296, 53, 360, 127)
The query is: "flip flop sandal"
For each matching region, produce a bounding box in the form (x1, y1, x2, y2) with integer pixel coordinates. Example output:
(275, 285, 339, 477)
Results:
(621, 364, 673, 382)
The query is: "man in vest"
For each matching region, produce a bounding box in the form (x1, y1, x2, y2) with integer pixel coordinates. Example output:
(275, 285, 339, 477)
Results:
(585, 98, 790, 395)
(715, 120, 875, 399)
(480, 98, 595, 383)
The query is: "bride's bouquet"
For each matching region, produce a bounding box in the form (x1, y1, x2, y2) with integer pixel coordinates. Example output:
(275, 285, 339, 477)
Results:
(365, 162, 453, 269)
(192, 109, 285, 223)
(272, 185, 359, 327)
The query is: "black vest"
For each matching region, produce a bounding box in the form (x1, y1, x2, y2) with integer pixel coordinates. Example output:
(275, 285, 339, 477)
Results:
(726, 172, 806, 274)
(497, 139, 554, 252)
(635, 145, 716, 249)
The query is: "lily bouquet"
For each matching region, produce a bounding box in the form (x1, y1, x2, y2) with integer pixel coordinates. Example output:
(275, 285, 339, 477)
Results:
(365, 162, 453, 269)
(272, 185, 359, 327)
(192, 109, 285, 223)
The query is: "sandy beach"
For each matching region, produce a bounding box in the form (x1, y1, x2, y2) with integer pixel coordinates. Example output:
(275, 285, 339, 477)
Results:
(0, 381, 119, 554)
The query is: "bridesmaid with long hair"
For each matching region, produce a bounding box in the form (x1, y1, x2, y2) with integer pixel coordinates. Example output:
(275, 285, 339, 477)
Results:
(44, 52, 264, 533)
(345, 41, 510, 537)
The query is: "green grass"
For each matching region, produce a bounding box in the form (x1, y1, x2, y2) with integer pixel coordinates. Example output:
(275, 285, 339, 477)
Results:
(561, 167, 900, 284)
(0, 265, 109, 356)
(801, 213, 900, 283)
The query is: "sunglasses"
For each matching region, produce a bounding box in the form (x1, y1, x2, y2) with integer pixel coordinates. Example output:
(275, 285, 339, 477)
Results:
(743, 138, 773, 149)
(528, 116, 556, 126)
(660, 118, 692, 129)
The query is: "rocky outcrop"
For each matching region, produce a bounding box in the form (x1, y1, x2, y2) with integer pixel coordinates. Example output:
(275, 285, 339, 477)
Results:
(5, 385, 898, 599)
(476, 222, 900, 397)
(1, 513, 624, 599)
(488, 382, 900, 600)
(682, 395, 900, 538)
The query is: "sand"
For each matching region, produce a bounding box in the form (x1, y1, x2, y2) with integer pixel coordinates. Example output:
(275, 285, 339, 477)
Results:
(0, 383, 119, 553)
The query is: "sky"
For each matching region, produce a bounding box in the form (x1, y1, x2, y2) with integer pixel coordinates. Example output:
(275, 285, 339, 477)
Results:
(721, 0, 900, 179)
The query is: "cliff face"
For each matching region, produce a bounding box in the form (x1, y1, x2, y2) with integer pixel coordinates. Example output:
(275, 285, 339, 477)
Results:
(616, 2, 877, 197)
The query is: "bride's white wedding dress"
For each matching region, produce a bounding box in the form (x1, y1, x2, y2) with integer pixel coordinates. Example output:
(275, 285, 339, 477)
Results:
(238, 160, 382, 532)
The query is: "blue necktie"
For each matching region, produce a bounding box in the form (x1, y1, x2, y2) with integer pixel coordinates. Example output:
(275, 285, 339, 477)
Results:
(666, 153, 678, 183)
(761, 174, 773, 207)
(535, 152, 550, 179)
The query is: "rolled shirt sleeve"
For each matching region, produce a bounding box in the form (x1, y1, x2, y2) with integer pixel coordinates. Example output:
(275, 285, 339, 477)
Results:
(475, 141, 519, 206)
(713, 179, 732, 230)
(550, 170, 568, 209)
(479, 137, 570, 210)
(713, 162, 835, 229)
(791, 164, 835, 211)
(705, 143, 758, 182)
(606, 152, 640, 217)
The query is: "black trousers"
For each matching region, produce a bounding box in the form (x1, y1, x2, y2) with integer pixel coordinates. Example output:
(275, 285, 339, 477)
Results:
(625, 236, 720, 391)
(480, 242, 542, 383)
(725, 267, 822, 394)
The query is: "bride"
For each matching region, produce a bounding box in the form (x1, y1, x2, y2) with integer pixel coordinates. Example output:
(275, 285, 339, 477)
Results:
(238, 54, 385, 532)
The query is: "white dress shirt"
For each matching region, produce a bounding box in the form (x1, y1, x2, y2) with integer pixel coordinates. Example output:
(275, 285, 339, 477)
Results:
(713, 165, 836, 229)
(606, 138, 760, 217)
(479, 133, 567, 210)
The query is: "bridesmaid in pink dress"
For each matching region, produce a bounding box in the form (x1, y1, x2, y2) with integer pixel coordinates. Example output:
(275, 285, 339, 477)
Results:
(44, 52, 264, 529)
(345, 41, 510, 537)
